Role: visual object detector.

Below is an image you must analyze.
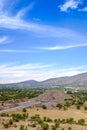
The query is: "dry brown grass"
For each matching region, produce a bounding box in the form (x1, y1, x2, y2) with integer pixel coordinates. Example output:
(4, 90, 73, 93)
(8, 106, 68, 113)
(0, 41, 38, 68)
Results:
(0, 107, 87, 130)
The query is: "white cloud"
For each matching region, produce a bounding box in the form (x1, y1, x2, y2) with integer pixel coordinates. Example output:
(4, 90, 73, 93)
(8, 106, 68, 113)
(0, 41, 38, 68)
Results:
(0, 43, 87, 53)
(0, 49, 39, 53)
(0, 36, 9, 44)
(16, 2, 35, 19)
(0, 63, 86, 83)
(0, 15, 86, 45)
(0, 0, 85, 41)
(0, 15, 83, 40)
(59, 0, 82, 12)
(78, 6, 87, 12)
(37, 43, 87, 51)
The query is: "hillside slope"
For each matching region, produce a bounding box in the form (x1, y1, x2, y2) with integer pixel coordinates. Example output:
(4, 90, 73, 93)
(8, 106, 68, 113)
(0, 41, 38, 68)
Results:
(0, 72, 87, 88)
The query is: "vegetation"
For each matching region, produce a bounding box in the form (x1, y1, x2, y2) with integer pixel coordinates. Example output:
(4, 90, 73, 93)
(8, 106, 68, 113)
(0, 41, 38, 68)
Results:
(0, 88, 43, 101)
(0, 88, 87, 130)
(78, 118, 85, 125)
(19, 125, 27, 130)
(12, 113, 28, 122)
(42, 105, 47, 109)
(56, 103, 62, 109)
(41, 123, 49, 130)
(22, 108, 27, 112)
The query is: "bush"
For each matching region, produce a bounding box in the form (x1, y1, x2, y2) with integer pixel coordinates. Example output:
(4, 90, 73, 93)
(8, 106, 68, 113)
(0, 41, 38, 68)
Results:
(19, 125, 24, 130)
(63, 106, 67, 110)
(56, 104, 62, 109)
(42, 105, 47, 109)
(41, 123, 49, 130)
(78, 118, 85, 125)
(22, 108, 27, 112)
(66, 117, 74, 124)
(3, 123, 9, 128)
(84, 106, 87, 110)
(61, 128, 64, 130)
(61, 119, 66, 123)
(76, 105, 80, 109)
(9, 119, 13, 125)
(68, 127, 72, 130)
(1, 113, 9, 117)
(52, 125, 57, 130)
(12, 113, 28, 122)
(2, 119, 13, 128)
(43, 117, 52, 122)
(31, 114, 43, 124)
(54, 119, 60, 127)
(65, 102, 71, 107)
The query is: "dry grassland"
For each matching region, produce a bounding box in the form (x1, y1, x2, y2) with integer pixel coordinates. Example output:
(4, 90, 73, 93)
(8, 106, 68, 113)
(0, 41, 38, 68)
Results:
(0, 107, 87, 130)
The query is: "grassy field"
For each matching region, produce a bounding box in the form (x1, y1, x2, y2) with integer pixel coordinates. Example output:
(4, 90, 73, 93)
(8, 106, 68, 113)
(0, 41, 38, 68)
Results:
(0, 107, 87, 130)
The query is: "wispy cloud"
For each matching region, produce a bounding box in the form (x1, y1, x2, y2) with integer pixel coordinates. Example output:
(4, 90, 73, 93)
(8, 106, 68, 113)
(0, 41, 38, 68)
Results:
(0, 63, 86, 83)
(0, 15, 83, 39)
(0, 49, 39, 53)
(0, 43, 87, 53)
(59, 0, 82, 12)
(0, 36, 9, 44)
(16, 2, 35, 19)
(38, 43, 87, 51)
(0, 0, 85, 41)
(78, 6, 87, 12)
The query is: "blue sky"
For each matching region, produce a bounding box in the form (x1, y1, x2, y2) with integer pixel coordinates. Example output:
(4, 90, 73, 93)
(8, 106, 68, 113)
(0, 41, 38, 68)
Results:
(0, 0, 87, 83)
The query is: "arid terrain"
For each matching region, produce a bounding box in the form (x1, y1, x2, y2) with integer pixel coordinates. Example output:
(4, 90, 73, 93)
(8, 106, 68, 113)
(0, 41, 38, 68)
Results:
(0, 89, 87, 130)
(0, 107, 87, 130)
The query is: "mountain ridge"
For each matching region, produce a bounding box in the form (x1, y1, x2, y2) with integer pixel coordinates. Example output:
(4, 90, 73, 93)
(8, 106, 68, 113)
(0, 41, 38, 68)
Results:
(0, 72, 87, 88)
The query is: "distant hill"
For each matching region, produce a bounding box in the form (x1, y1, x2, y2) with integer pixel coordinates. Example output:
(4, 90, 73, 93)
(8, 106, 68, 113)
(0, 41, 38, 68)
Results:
(0, 72, 87, 88)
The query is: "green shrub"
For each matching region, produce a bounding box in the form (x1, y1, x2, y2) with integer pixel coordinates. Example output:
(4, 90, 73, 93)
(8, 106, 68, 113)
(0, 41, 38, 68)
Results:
(76, 105, 80, 109)
(19, 125, 24, 130)
(1, 113, 9, 117)
(22, 108, 27, 112)
(65, 102, 71, 107)
(56, 103, 62, 109)
(84, 106, 87, 110)
(3, 123, 9, 128)
(63, 106, 67, 110)
(42, 105, 47, 109)
(61, 128, 64, 130)
(52, 125, 57, 130)
(54, 119, 60, 127)
(9, 119, 13, 125)
(31, 114, 43, 124)
(41, 123, 49, 130)
(78, 118, 85, 125)
(66, 117, 74, 124)
(68, 127, 72, 130)
(12, 113, 28, 122)
(61, 119, 66, 123)
(43, 117, 52, 122)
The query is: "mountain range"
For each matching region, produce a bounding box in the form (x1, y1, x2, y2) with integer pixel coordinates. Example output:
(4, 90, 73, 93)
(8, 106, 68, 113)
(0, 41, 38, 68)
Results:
(1, 72, 87, 88)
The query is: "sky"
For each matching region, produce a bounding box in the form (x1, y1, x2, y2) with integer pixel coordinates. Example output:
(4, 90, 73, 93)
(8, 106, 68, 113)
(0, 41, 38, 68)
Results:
(0, 0, 87, 83)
